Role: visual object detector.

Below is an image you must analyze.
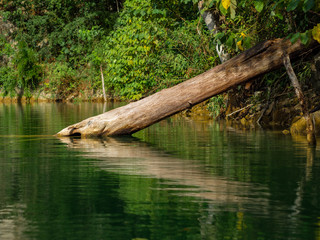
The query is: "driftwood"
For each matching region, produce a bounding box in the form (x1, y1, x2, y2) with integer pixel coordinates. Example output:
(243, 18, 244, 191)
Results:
(226, 104, 253, 118)
(57, 38, 318, 137)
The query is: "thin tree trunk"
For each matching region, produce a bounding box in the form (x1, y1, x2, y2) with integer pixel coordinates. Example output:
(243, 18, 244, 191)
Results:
(198, 0, 229, 63)
(100, 65, 107, 102)
(282, 53, 316, 146)
(56, 39, 318, 137)
(116, 0, 120, 12)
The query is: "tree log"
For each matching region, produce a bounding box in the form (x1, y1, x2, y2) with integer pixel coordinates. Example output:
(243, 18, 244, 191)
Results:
(56, 39, 318, 137)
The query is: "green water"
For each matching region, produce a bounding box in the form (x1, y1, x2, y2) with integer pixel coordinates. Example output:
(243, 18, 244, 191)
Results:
(0, 102, 320, 240)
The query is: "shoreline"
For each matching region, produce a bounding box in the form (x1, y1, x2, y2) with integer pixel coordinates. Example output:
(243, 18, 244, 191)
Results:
(1, 89, 320, 137)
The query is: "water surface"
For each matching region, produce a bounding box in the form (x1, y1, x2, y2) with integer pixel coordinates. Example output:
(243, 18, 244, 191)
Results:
(0, 102, 319, 240)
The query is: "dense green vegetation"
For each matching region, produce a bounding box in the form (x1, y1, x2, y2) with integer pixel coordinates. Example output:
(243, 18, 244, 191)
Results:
(0, 0, 319, 103)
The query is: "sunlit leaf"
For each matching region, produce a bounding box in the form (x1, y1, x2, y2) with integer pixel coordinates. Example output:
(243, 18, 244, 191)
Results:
(312, 24, 320, 43)
(275, 12, 284, 20)
(222, 0, 231, 9)
(236, 40, 243, 50)
(219, 2, 228, 15)
(254, 1, 264, 12)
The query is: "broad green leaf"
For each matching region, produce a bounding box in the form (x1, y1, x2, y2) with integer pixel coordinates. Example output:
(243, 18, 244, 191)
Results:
(299, 31, 310, 45)
(226, 35, 234, 47)
(230, 0, 237, 19)
(200, 8, 206, 15)
(271, 0, 284, 11)
(239, 0, 247, 8)
(289, 32, 300, 43)
(243, 37, 252, 49)
(215, 32, 225, 39)
(254, 1, 264, 12)
(286, 0, 301, 11)
(303, 0, 315, 12)
(275, 12, 284, 20)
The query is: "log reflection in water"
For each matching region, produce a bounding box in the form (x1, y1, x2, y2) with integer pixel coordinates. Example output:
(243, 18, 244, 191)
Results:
(58, 137, 270, 207)
(0, 204, 30, 240)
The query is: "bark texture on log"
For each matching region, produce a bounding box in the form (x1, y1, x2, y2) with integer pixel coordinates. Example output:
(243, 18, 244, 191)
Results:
(56, 39, 318, 137)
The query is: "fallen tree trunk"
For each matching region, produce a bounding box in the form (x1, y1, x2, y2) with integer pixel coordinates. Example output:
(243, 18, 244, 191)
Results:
(57, 38, 318, 137)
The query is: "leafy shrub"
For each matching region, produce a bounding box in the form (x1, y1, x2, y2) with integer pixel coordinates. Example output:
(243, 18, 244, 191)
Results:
(207, 95, 226, 118)
(14, 41, 42, 89)
(100, 0, 218, 100)
(0, 39, 41, 95)
(46, 62, 77, 97)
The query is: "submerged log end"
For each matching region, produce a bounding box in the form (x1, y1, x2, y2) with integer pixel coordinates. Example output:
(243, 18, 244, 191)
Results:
(56, 126, 82, 137)
(55, 119, 109, 137)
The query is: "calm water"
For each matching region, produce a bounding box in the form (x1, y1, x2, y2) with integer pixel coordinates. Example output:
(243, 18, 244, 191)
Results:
(0, 102, 320, 240)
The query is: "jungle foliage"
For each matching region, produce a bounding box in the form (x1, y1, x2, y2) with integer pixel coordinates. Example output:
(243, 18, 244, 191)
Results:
(0, 0, 319, 101)
(0, 0, 121, 97)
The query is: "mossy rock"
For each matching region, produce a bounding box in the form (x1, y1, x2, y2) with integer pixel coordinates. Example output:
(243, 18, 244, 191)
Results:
(290, 111, 320, 135)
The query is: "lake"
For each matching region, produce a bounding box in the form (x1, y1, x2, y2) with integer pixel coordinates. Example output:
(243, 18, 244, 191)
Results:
(0, 102, 319, 240)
